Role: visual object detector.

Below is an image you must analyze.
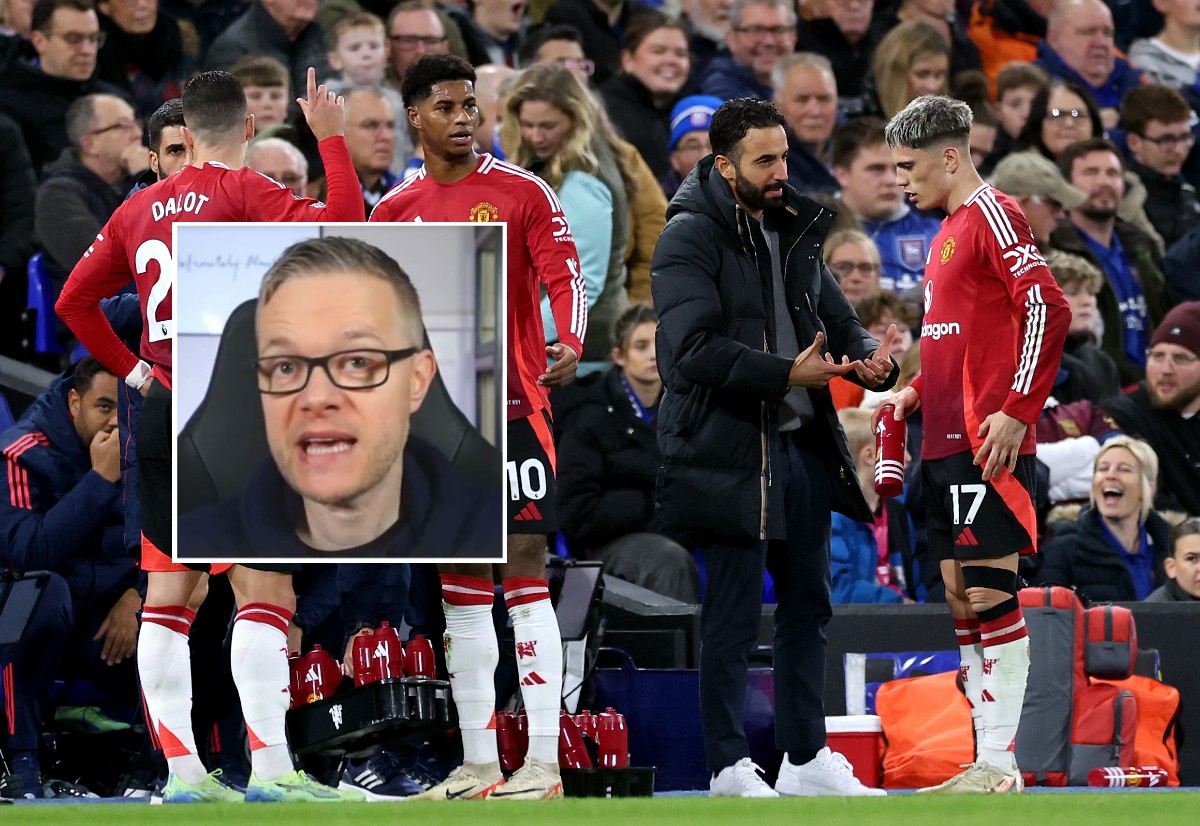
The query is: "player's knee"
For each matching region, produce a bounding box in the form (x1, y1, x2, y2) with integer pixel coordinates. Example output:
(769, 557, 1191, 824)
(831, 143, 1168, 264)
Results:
(961, 565, 1018, 617)
(185, 577, 209, 611)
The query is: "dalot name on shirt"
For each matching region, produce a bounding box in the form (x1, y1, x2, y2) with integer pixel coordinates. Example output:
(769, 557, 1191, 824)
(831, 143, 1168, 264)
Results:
(151, 192, 211, 222)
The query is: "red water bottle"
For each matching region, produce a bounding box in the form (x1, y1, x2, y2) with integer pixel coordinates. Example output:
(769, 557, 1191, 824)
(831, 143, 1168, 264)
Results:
(574, 709, 597, 742)
(558, 710, 594, 769)
(288, 653, 305, 709)
(373, 622, 405, 679)
(352, 631, 380, 687)
(1087, 766, 1168, 787)
(874, 403, 906, 497)
(496, 711, 529, 773)
(302, 645, 342, 702)
(597, 708, 629, 768)
(406, 634, 436, 679)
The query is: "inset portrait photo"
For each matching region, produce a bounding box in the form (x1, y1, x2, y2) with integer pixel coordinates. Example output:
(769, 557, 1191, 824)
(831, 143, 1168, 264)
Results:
(172, 223, 504, 563)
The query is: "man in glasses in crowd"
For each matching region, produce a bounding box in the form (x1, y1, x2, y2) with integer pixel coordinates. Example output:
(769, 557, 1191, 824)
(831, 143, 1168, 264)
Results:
(177, 235, 501, 562)
(0, 0, 131, 174)
(1104, 302, 1200, 516)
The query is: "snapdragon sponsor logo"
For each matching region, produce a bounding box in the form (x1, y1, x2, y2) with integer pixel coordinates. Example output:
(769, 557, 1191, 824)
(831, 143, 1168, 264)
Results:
(921, 321, 961, 340)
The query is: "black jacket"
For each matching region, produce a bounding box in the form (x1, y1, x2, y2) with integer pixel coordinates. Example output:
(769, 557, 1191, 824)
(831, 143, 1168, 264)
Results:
(600, 72, 681, 182)
(0, 112, 35, 281)
(0, 58, 129, 174)
(1127, 157, 1200, 250)
(177, 437, 502, 559)
(1102, 385, 1200, 515)
(36, 148, 131, 297)
(1049, 218, 1173, 385)
(651, 156, 896, 545)
(1036, 506, 1171, 603)
(557, 368, 667, 552)
(1054, 334, 1120, 405)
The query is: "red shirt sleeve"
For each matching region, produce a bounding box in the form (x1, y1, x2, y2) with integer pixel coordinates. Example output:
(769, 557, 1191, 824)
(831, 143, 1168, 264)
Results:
(525, 193, 586, 358)
(985, 200, 1071, 424)
(54, 214, 140, 380)
(246, 136, 365, 222)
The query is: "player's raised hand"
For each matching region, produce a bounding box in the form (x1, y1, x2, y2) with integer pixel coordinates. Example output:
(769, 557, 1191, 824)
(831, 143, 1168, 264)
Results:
(298, 67, 345, 141)
(788, 332, 861, 388)
(855, 322, 898, 387)
(973, 410, 1027, 480)
(539, 343, 579, 388)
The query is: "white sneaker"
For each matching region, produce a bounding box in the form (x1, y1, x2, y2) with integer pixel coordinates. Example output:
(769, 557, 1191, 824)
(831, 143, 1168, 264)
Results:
(775, 748, 886, 797)
(709, 757, 779, 798)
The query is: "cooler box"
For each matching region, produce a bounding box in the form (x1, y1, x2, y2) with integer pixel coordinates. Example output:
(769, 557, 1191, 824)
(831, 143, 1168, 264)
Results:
(826, 715, 883, 788)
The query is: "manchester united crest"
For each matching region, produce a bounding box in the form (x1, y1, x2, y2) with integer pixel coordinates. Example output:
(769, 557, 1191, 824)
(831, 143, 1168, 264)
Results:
(940, 236, 956, 264)
(469, 201, 499, 222)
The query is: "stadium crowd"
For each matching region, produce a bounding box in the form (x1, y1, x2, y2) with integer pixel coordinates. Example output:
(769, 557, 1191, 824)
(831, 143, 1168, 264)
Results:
(0, 0, 1199, 803)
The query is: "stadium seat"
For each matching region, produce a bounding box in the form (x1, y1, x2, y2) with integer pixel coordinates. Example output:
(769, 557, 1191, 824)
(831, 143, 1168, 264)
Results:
(177, 299, 501, 513)
(26, 253, 63, 355)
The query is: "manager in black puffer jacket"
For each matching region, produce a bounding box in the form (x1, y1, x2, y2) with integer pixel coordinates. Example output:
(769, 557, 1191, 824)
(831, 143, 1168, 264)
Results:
(651, 98, 897, 792)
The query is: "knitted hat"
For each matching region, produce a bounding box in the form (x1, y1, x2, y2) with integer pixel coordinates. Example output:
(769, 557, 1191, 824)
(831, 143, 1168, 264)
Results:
(1150, 301, 1200, 356)
(668, 95, 723, 152)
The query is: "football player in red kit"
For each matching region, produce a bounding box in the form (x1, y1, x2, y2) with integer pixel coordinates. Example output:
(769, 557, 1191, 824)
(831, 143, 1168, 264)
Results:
(56, 69, 365, 803)
(881, 95, 1069, 794)
(371, 54, 587, 801)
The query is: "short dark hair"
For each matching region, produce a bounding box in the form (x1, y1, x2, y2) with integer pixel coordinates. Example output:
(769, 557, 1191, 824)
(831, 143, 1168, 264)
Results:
(622, 11, 685, 56)
(613, 302, 658, 354)
(147, 97, 184, 153)
(1058, 136, 1124, 181)
(1170, 517, 1200, 557)
(73, 355, 113, 396)
(831, 117, 887, 170)
(182, 71, 247, 141)
(1122, 83, 1193, 137)
(517, 23, 584, 65)
(401, 53, 475, 108)
(709, 98, 785, 161)
(32, 0, 93, 33)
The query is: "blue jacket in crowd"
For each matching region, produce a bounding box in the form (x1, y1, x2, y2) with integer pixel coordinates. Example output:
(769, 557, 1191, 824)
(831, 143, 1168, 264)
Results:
(1034, 41, 1145, 111)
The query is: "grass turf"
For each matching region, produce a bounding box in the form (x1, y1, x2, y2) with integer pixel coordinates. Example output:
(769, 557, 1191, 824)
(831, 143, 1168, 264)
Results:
(4, 793, 1199, 826)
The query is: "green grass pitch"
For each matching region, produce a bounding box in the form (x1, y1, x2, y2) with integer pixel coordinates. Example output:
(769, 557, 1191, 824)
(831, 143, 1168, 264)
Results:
(4, 793, 1199, 826)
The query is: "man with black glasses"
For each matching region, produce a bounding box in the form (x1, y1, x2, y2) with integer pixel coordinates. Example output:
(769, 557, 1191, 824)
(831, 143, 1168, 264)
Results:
(177, 235, 502, 561)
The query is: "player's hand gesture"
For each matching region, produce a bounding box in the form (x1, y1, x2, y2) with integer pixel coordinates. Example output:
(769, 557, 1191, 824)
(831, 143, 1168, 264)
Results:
(855, 323, 897, 388)
(974, 410, 1027, 480)
(539, 343, 579, 388)
(299, 67, 345, 142)
(788, 332, 861, 388)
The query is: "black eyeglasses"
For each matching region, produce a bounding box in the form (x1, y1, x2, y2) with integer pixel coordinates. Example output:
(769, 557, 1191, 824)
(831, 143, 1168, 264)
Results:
(254, 348, 420, 395)
(1140, 132, 1195, 148)
(389, 34, 447, 49)
(89, 119, 141, 137)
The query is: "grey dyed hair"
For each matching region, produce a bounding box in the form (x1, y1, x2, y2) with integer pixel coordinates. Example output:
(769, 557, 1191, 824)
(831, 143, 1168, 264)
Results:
(1090, 435, 1159, 523)
(729, 0, 796, 30)
(258, 236, 425, 348)
(771, 52, 836, 97)
(884, 95, 973, 152)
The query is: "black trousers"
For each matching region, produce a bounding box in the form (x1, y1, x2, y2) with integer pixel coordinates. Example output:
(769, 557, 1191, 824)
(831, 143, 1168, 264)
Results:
(699, 429, 833, 773)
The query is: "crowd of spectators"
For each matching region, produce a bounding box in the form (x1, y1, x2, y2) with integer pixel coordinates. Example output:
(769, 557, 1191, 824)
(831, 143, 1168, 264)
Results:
(4, 0, 1200, 798)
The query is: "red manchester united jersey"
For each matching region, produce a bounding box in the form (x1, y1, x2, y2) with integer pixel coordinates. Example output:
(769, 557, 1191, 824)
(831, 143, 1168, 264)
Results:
(56, 137, 364, 386)
(911, 184, 1070, 461)
(370, 153, 587, 420)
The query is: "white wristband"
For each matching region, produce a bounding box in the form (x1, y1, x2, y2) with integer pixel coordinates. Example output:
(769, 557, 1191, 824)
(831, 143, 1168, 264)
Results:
(125, 360, 152, 390)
